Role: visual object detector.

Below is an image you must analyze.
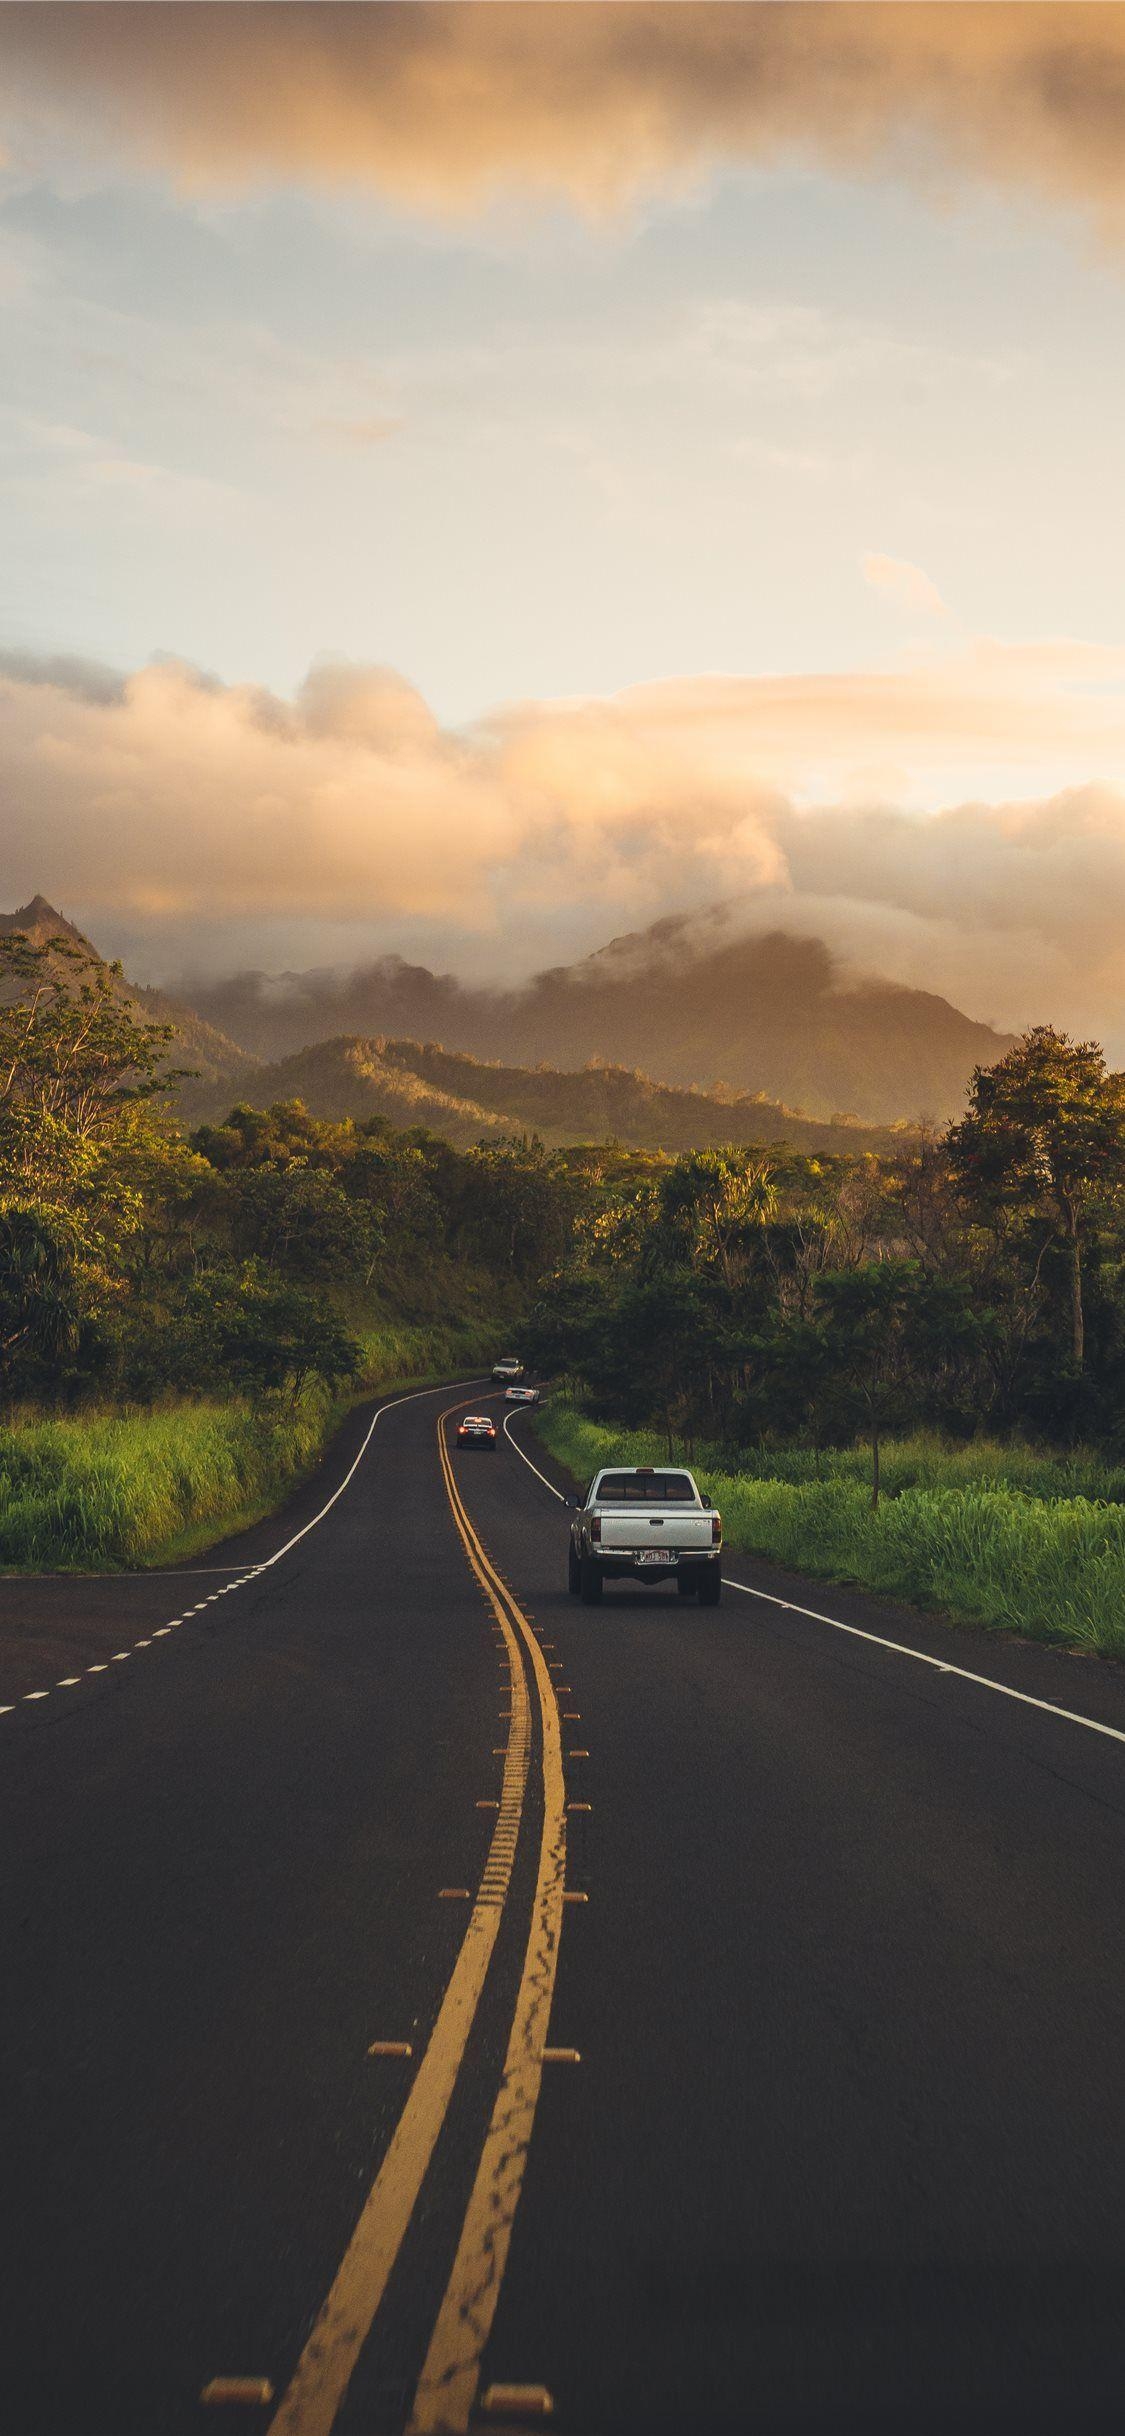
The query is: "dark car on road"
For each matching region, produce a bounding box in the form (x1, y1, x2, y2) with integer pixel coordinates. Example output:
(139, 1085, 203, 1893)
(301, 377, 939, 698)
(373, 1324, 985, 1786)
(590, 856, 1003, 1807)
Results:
(456, 1414, 498, 1449)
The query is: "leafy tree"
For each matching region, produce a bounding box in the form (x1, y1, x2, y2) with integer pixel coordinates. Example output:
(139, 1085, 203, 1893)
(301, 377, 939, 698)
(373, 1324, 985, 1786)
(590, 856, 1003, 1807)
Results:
(198, 1274, 361, 1403)
(0, 1209, 81, 1393)
(812, 1261, 994, 1501)
(812, 1262, 924, 1505)
(0, 933, 183, 1190)
(461, 1135, 578, 1280)
(588, 1268, 726, 1452)
(949, 1027, 1125, 1370)
(654, 1152, 777, 1286)
(736, 1312, 843, 1464)
(219, 1164, 376, 1281)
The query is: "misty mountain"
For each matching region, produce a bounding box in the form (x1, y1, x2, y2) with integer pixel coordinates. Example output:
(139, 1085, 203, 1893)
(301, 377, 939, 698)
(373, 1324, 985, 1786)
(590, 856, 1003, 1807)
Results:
(2, 897, 901, 1153)
(185, 912, 1015, 1124)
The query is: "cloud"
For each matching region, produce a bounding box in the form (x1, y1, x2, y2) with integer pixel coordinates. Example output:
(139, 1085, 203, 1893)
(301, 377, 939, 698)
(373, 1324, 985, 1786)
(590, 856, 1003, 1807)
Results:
(4, 638, 1125, 1046)
(862, 553, 947, 617)
(316, 417, 405, 449)
(2, 5, 1125, 239)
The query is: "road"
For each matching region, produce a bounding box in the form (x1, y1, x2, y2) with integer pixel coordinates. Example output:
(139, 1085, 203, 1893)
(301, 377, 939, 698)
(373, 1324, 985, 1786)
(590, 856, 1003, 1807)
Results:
(2, 1381, 1125, 2435)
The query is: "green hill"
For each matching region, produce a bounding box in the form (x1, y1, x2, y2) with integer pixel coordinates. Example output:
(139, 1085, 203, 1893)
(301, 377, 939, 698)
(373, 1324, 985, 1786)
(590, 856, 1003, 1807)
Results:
(182, 1030, 909, 1154)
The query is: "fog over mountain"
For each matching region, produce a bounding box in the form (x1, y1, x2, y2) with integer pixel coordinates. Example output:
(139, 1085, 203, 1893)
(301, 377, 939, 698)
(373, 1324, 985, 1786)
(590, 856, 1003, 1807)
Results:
(187, 910, 1015, 1126)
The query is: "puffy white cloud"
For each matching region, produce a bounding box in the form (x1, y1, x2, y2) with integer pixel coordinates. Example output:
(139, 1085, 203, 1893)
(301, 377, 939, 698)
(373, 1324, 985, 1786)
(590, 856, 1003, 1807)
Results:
(3, 638, 1125, 1047)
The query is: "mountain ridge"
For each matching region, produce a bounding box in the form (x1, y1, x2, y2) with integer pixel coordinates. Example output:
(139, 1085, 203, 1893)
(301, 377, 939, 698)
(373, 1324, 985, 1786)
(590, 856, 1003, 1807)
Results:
(180, 1031, 913, 1154)
(2, 897, 1012, 1145)
(182, 910, 1015, 1124)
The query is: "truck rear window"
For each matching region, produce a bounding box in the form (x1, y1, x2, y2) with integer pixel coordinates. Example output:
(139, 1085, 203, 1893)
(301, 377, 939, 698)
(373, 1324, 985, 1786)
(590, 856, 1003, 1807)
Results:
(596, 1473, 697, 1503)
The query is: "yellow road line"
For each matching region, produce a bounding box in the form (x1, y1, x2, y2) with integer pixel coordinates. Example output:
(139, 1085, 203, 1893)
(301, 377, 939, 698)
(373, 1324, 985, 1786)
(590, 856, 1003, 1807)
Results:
(406, 1443, 568, 2436)
(266, 1404, 535, 2436)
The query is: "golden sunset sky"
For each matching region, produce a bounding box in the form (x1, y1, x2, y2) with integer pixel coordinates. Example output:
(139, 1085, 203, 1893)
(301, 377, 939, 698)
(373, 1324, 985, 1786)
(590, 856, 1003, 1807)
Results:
(1, 3, 1124, 1043)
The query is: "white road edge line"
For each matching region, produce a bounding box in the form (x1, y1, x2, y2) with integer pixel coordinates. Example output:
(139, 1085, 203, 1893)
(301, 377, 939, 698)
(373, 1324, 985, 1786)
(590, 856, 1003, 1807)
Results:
(502, 1409, 566, 1502)
(723, 1576, 1125, 1750)
(244, 1374, 486, 1580)
(505, 1410, 1124, 1756)
(1, 1375, 486, 1724)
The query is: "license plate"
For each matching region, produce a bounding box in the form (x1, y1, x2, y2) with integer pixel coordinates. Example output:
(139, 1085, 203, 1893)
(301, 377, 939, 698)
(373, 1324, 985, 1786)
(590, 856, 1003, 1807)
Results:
(636, 1549, 668, 1564)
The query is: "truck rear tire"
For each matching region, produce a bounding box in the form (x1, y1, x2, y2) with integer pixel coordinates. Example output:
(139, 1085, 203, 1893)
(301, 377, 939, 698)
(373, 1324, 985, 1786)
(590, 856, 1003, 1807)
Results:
(580, 1554, 603, 1605)
(568, 1543, 581, 1595)
(698, 1564, 722, 1606)
(676, 1574, 695, 1598)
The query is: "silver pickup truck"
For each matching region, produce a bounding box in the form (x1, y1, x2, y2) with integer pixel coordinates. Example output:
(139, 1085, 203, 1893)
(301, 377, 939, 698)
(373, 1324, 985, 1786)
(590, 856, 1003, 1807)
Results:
(567, 1465, 722, 1606)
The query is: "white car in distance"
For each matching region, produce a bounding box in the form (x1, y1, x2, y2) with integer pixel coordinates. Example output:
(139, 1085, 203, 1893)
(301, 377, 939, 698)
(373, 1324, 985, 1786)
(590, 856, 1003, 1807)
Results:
(568, 1465, 722, 1605)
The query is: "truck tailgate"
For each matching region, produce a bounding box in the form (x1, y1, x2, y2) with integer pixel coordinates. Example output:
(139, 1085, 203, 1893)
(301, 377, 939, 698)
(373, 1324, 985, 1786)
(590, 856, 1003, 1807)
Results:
(598, 1511, 713, 1551)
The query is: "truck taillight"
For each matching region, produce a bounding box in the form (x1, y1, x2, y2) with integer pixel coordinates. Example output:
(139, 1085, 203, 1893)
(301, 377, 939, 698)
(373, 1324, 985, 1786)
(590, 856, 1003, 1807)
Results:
(590, 1515, 601, 1542)
(711, 1512, 722, 1543)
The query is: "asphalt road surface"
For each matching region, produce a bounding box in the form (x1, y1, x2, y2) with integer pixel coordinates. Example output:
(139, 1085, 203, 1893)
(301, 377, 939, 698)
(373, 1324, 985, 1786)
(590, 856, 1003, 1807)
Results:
(3, 1381, 1125, 2436)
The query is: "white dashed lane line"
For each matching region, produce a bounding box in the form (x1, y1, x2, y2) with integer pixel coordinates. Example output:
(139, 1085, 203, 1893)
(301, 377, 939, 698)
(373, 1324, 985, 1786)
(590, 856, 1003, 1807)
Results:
(1, 1375, 484, 1725)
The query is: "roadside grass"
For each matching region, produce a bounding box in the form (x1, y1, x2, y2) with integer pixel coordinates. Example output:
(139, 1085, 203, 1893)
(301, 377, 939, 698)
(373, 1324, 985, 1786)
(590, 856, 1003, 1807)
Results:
(0, 1313, 493, 1572)
(538, 1405, 1125, 1660)
(708, 1430, 1125, 1508)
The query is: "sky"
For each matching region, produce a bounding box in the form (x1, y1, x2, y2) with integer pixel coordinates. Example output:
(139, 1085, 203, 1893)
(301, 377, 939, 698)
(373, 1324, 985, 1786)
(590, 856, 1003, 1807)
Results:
(1, 3, 1124, 1047)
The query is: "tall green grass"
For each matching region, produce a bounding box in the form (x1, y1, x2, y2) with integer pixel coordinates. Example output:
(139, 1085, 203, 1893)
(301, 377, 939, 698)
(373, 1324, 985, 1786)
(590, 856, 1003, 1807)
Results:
(0, 1403, 322, 1569)
(700, 1430, 1125, 1508)
(538, 1406, 1125, 1659)
(0, 1314, 493, 1571)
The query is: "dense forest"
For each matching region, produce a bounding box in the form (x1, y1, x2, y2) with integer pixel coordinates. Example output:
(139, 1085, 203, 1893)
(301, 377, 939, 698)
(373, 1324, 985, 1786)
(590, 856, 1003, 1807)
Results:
(0, 929, 571, 1414)
(4, 923, 1125, 1507)
(528, 1031, 1125, 1487)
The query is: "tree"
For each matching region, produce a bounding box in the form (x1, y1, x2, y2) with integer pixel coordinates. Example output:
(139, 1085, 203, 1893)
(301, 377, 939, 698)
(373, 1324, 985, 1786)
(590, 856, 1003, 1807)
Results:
(220, 1164, 375, 1281)
(737, 1312, 843, 1464)
(949, 1028, 1125, 1370)
(0, 932, 182, 1192)
(201, 1275, 361, 1403)
(813, 1261, 993, 1501)
(0, 1209, 81, 1393)
(586, 1268, 725, 1451)
(461, 1135, 577, 1281)
(812, 1262, 922, 1506)
(655, 1152, 777, 1288)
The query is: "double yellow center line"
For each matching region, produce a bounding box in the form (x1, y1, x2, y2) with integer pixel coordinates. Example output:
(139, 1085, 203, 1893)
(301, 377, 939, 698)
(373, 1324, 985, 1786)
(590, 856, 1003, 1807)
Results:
(268, 1404, 567, 2436)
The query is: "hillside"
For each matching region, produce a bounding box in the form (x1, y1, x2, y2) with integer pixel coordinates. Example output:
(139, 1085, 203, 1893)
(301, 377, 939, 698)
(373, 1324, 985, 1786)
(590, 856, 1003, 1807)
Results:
(2, 897, 992, 1149)
(180, 1031, 909, 1155)
(0, 897, 254, 1098)
(186, 911, 1014, 1124)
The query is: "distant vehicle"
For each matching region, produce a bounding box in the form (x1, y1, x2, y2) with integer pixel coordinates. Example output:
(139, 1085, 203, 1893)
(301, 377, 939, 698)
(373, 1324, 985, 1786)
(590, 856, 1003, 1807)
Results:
(568, 1465, 722, 1605)
(491, 1356, 525, 1383)
(504, 1384, 540, 1405)
(457, 1414, 498, 1448)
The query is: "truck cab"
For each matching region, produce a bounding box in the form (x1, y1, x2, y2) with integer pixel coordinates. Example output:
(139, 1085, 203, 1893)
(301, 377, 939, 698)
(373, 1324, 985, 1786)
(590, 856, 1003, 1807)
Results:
(568, 1465, 722, 1606)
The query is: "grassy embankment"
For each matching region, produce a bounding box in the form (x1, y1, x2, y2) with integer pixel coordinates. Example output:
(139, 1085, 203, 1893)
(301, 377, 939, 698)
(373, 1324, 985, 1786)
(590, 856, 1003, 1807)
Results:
(538, 1405, 1125, 1660)
(0, 1310, 494, 1572)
